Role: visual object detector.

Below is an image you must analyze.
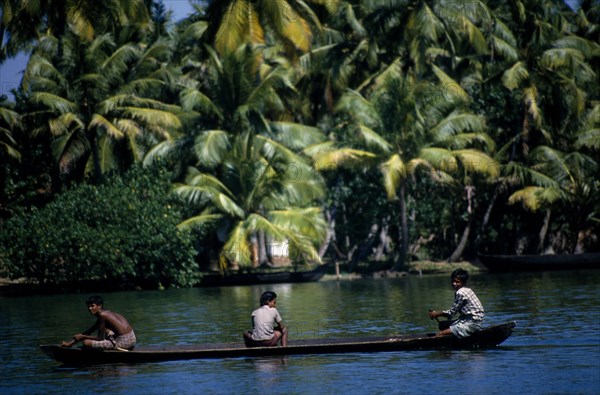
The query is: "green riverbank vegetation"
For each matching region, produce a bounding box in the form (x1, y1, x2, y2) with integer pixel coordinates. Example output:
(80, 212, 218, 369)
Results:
(0, 0, 598, 291)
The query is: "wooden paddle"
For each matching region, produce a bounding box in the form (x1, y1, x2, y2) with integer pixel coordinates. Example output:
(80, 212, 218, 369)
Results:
(429, 309, 453, 331)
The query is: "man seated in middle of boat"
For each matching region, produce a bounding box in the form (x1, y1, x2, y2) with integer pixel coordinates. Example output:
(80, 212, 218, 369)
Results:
(428, 268, 485, 338)
(243, 291, 288, 347)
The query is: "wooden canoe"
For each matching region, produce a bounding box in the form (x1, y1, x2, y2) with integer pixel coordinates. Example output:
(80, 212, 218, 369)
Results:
(197, 264, 329, 287)
(40, 321, 515, 366)
(478, 252, 600, 272)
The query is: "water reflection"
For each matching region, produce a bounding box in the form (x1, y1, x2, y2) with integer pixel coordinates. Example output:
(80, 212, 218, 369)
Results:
(1, 269, 599, 395)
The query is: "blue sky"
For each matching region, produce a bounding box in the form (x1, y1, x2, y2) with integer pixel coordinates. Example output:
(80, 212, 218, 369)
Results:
(0, 0, 583, 101)
(0, 1, 195, 100)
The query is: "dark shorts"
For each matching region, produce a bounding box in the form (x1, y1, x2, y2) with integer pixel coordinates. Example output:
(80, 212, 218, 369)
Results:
(243, 330, 281, 348)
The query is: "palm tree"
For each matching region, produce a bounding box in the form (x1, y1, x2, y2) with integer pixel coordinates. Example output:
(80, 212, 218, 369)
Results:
(508, 145, 597, 253)
(21, 32, 180, 183)
(147, 44, 328, 269)
(204, 0, 339, 57)
(0, 97, 21, 159)
(334, 61, 498, 268)
(1, 0, 151, 60)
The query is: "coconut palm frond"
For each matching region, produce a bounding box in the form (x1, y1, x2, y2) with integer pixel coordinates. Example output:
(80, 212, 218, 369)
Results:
(492, 36, 519, 62)
(575, 128, 600, 150)
(552, 35, 598, 58)
(453, 149, 500, 178)
(530, 146, 574, 185)
(335, 89, 381, 130)
(380, 154, 407, 199)
(177, 213, 223, 231)
(269, 122, 325, 149)
(180, 87, 223, 118)
(356, 125, 392, 153)
(222, 221, 253, 266)
(502, 61, 529, 91)
(194, 130, 230, 167)
(430, 113, 486, 142)
(182, 20, 209, 40)
(90, 114, 124, 139)
(245, 213, 287, 241)
(431, 65, 469, 103)
(508, 186, 544, 211)
(446, 132, 496, 151)
(311, 146, 376, 170)
(540, 48, 585, 71)
(457, 15, 489, 55)
(30, 92, 76, 113)
(143, 140, 176, 166)
(121, 107, 182, 129)
(522, 86, 542, 127)
(419, 147, 458, 173)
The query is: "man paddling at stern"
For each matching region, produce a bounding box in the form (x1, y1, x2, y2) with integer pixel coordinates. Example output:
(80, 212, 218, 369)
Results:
(61, 295, 136, 350)
(428, 268, 484, 338)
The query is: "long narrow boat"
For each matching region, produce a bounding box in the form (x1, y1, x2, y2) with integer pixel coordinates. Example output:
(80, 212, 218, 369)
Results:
(40, 321, 515, 366)
(197, 263, 329, 287)
(478, 252, 600, 272)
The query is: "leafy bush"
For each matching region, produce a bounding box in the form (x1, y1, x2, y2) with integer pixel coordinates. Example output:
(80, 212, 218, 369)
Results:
(0, 164, 199, 290)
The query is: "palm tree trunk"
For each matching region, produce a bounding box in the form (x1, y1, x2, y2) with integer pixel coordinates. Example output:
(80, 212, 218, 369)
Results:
(375, 215, 391, 260)
(319, 206, 337, 258)
(88, 130, 103, 183)
(448, 216, 472, 262)
(473, 185, 500, 252)
(448, 185, 475, 262)
(392, 183, 409, 271)
(258, 230, 269, 266)
(537, 209, 551, 253)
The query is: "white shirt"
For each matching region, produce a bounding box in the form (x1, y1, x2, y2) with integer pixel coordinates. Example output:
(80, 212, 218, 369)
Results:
(251, 305, 282, 341)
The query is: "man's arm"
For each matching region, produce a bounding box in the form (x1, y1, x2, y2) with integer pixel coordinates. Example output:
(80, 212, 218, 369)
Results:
(61, 321, 101, 347)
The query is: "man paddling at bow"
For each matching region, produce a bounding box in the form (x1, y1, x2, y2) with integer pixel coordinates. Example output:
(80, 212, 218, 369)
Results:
(61, 295, 136, 351)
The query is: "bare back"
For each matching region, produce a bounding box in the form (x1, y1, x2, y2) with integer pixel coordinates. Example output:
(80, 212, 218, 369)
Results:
(98, 310, 133, 336)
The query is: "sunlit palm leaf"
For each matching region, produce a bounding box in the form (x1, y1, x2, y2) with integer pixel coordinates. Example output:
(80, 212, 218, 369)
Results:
(502, 61, 529, 91)
(431, 65, 469, 103)
(194, 130, 230, 167)
(121, 107, 182, 129)
(335, 89, 381, 130)
(215, 0, 264, 54)
(508, 186, 544, 211)
(180, 87, 223, 118)
(269, 122, 324, 149)
(357, 125, 392, 153)
(380, 154, 407, 199)
(453, 149, 500, 178)
(222, 222, 253, 266)
(30, 92, 76, 113)
(430, 113, 485, 142)
(177, 213, 223, 230)
(90, 114, 123, 139)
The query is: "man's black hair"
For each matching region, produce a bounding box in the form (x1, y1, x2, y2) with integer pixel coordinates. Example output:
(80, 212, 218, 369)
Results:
(451, 268, 469, 284)
(86, 295, 104, 306)
(260, 291, 277, 306)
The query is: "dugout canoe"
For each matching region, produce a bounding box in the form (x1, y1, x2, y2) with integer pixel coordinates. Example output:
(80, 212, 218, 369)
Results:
(478, 252, 600, 272)
(197, 264, 329, 287)
(40, 321, 515, 366)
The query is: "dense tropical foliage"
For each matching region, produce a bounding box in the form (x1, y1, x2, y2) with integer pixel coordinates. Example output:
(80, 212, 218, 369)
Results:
(0, 0, 598, 290)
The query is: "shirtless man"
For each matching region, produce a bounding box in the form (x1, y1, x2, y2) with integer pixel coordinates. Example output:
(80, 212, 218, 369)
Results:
(61, 295, 136, 350)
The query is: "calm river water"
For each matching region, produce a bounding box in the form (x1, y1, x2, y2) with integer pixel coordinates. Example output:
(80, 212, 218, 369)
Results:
(1, 269, 599, 395)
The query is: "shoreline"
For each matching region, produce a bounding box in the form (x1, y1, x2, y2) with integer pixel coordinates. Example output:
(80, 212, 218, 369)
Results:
(0, 260, 484, 296)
